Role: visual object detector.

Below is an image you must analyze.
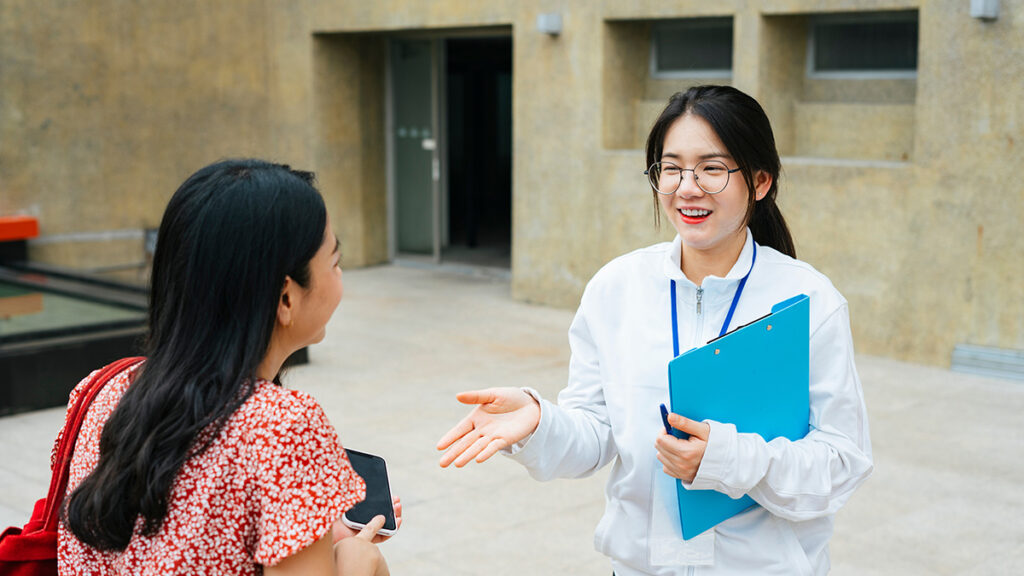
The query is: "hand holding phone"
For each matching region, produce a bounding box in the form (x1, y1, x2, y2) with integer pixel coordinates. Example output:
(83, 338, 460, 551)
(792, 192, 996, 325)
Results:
(342, 449, 399, 536)
(333, 516, 390, 576)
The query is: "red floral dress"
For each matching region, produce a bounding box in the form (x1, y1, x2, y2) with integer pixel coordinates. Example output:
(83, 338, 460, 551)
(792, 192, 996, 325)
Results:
(56, 365, 366, 575)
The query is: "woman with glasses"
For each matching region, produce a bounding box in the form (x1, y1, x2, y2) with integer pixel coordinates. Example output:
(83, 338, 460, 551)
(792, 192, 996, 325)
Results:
(437, 85, 872, 575)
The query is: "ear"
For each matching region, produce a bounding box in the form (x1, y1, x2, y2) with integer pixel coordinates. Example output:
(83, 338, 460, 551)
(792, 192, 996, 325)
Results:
(277, 276, 296, 328)
(753, 170, 772, 202)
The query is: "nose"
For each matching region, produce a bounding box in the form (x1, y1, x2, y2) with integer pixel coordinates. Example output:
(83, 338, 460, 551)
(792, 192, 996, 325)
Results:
(675, 169, 705, 198)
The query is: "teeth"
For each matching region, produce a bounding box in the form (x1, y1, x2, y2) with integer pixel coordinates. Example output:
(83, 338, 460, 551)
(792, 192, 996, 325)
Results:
(680, 209, 711, 217)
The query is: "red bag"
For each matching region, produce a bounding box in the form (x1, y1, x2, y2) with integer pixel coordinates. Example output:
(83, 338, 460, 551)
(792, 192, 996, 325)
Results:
(0, 357, 144, 576)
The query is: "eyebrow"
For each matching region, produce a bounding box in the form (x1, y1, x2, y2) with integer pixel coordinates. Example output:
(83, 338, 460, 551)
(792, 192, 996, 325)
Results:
(661, 152, 733, 161)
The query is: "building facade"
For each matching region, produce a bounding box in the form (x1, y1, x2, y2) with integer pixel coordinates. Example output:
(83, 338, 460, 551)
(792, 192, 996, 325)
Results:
(1, 0, 1021, 368)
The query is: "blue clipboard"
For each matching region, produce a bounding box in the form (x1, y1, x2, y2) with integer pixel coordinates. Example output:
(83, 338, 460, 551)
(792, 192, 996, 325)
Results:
(667, 294, 810, 540)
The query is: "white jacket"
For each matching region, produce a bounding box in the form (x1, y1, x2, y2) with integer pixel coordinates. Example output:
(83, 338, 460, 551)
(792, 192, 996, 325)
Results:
(508, 230, 873, 575)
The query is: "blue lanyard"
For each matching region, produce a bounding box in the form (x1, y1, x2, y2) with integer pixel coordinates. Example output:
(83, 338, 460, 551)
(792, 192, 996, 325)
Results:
(670, 242, 757, 357)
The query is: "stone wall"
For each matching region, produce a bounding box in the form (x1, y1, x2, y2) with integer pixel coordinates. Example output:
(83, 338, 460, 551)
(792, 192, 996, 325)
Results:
(1, 0, 1021, 366)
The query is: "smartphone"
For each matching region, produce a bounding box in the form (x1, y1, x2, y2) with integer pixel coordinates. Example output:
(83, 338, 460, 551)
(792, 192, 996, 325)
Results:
(342, 449, 398, 535)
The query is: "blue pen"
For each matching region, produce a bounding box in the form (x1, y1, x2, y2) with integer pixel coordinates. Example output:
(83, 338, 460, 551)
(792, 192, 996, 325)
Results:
(659, 403, 673, 435)
(661, 403, 690, 439)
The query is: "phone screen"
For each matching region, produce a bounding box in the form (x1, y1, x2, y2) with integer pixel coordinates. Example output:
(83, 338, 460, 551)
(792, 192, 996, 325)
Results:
(343, 449, 397, 532)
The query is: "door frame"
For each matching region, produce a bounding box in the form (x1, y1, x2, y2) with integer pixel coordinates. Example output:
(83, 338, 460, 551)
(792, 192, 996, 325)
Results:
(385, 27, 512, 264)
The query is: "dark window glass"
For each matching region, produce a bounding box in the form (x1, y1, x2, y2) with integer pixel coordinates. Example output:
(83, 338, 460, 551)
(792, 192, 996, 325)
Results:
(812, 11, 918, 73)
(653, 17, 733, 74)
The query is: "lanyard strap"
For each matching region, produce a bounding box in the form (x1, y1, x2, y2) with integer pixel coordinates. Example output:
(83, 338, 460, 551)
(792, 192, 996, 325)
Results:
(670, 242, 757, 357)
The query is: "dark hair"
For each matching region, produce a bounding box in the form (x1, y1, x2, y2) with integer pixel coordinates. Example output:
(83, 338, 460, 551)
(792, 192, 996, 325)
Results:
(63, 159, 327, 550)
(645, 85, 796, 258)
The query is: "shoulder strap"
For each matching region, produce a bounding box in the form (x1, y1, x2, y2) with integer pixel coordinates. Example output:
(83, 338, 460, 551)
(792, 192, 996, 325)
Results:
(43, 357, 145, 531)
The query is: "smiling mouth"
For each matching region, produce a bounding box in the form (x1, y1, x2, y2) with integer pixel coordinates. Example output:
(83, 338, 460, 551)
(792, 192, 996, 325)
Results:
(679, 208, 711, 218)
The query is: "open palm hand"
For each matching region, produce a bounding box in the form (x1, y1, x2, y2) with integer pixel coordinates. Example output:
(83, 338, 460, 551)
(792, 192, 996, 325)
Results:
(436, 387, 541, 468)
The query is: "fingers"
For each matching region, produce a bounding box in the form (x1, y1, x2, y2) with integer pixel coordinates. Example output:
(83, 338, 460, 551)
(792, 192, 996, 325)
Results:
(455, 389, 498, 406)
(655, 450, 668, 471)
(656, 439, 698, 483)
(369, 501, 402, 544)
(438, 427, 483, 468)
(474, 438, 508, 464)
(439, 388, 534, 468)
(438, 448, 460, 469)
(392, 498, 403, 531)
(667, 412, 710, 440)
(655, 419, 707, 484)
(391, 496, 402, 525)
(436, 389, 503, 451)
(439, 428, 509, 468)
(436, 417, 475, 451)
(654, 431, 682, 459)
(451, 434, 495, 468)
(355, 515, 386, 540)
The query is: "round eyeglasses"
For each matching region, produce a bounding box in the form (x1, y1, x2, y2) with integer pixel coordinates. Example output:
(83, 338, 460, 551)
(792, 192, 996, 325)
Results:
(644, 160, 741, 195)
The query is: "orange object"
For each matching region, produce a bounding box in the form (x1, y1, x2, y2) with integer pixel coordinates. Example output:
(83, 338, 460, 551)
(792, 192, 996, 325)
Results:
(0, 216, 39, 241)
(0, 292, 44, 318)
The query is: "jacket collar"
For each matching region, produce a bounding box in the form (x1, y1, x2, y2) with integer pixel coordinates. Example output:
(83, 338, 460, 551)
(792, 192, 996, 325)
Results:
(662, 228, 756, 286)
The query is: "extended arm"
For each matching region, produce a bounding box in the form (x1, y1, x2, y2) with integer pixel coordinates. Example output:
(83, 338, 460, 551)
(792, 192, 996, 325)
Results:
(437, 301, 616, 481)
(504, 306, 616, 481)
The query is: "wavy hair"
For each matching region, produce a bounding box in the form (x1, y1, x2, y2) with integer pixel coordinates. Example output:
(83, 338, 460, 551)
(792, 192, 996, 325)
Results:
(63, 159, 327, 550)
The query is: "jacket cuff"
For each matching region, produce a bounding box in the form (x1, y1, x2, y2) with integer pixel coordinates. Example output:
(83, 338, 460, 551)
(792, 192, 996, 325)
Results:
(501, 387, 549, 461)
(690, 420, 737, 490)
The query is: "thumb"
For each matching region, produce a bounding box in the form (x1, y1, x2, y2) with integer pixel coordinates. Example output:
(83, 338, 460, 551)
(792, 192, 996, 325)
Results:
(668, 413, 709, 440)
(455, 389, 497, 406)
(355, 515, 386, 540)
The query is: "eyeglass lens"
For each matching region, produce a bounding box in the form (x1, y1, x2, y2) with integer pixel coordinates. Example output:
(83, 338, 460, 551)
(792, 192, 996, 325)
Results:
(648, 161, 731, 195)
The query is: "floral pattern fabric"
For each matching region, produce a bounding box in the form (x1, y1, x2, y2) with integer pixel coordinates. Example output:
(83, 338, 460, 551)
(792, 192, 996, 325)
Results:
(57, 365, 365, 575)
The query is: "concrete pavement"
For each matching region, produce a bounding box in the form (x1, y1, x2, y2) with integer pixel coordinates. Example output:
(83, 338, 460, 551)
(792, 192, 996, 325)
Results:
(1, 264, 1022, 574)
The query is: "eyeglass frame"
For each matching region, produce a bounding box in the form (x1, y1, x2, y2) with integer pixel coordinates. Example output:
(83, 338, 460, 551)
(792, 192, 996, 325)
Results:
(643, 160, 742, 196)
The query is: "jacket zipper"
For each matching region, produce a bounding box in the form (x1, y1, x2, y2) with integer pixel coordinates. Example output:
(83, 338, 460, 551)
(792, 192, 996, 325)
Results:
(690, 289, 709, 576)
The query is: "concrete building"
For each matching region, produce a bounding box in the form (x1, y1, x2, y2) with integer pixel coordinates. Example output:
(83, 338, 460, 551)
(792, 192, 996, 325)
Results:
(1, 0, 1021, 369)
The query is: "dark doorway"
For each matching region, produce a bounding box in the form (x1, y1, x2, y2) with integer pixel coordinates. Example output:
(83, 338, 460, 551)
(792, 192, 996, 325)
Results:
(443, 37, 512, 268)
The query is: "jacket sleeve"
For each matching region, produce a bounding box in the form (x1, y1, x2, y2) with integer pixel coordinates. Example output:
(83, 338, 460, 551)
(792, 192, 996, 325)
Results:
(506, 300, 616, 481)
(689, 303, 873, 521)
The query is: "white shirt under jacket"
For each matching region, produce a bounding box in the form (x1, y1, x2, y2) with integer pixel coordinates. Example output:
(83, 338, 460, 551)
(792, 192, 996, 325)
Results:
(507, 229, 873, 575)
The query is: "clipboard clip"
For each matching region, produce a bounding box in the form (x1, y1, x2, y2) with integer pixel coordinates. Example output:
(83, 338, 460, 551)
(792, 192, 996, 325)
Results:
(705, 312, 770, 345)
(702, 294, 807, 346)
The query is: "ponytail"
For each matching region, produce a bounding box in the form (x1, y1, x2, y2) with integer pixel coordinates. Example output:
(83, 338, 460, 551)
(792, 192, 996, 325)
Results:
(750, 191, 795, 258)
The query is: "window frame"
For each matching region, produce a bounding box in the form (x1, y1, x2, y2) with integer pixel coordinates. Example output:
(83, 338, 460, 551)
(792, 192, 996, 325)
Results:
(649, 17, 734, 80)
(806, 10, 919, 80)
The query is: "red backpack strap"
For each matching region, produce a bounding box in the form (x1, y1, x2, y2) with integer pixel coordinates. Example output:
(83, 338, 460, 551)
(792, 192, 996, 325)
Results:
(42, 357, 145, 531)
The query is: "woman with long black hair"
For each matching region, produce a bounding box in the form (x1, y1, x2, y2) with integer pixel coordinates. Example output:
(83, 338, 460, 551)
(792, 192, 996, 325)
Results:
(58, 159, 394, 575)
(437, 85, 872, 574)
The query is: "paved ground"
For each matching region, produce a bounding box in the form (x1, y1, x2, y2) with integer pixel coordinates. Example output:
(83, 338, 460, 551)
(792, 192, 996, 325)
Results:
(1, 264, 1022, 574)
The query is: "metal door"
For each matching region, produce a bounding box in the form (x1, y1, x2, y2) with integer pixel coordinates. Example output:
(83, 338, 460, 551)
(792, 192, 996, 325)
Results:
(389, 39, 440, 260)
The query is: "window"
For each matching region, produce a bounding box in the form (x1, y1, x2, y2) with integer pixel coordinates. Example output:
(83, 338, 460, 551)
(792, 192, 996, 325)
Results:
(651, 17, 733, 78)
(809, 11, 918, 77)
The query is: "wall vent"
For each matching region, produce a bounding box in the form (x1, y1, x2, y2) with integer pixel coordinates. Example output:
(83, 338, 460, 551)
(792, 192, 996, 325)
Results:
(951, 345, 1024, 382)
